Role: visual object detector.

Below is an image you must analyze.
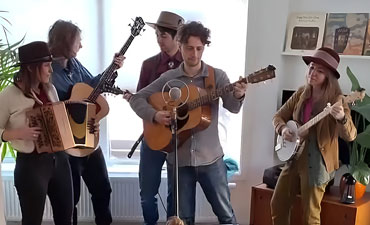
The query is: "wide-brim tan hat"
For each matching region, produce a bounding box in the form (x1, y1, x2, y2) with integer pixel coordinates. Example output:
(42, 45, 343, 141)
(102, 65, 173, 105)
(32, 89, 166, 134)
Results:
(302, 47, 341, 79)
(146, 11, 184, 31)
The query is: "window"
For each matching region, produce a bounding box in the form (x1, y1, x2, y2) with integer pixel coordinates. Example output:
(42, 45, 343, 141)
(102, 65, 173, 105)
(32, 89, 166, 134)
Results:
(1, 0, 248, 172)
(104, 0, 249, 168)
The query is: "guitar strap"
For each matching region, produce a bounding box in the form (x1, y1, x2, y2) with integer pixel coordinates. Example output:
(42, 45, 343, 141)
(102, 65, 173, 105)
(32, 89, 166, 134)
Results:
(205, 65, 215, 91)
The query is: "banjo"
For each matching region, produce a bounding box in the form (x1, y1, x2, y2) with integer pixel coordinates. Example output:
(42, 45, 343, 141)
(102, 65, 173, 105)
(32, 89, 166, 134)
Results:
(275, 90, 365, 162)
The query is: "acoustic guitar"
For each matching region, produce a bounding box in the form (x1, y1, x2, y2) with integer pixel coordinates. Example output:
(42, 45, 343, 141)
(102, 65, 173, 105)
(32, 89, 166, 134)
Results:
(144, 65, 276, 151)
(66, 17, 145, 157)
(274, 89, 365, 162)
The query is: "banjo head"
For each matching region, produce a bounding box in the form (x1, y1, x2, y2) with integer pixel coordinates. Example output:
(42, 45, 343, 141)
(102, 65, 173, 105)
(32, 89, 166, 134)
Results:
(275, 120, 299, 161)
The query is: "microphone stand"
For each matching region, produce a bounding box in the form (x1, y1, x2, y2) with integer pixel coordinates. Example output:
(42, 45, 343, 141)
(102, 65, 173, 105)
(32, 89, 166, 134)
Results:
(166, 107, 184, 225)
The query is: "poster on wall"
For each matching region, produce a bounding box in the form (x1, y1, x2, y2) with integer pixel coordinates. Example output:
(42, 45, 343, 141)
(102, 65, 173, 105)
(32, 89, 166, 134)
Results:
(284, 12, 327, 54)
(362, 19, 370, 55)
(323, 13, 369, 55)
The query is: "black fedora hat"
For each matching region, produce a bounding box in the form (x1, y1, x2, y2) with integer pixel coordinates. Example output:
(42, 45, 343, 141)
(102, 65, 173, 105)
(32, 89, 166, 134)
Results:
(146, 11, 184, 31)
(17, 41, 52, 66)
(302, 47, 341, 79)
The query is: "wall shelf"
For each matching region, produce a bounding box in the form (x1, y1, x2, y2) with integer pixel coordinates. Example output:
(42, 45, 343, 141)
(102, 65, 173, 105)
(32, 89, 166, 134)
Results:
(282, 51, 370, 59)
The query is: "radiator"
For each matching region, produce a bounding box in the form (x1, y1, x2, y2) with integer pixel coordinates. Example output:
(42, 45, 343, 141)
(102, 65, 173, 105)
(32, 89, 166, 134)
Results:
(2, 176, 217, 223)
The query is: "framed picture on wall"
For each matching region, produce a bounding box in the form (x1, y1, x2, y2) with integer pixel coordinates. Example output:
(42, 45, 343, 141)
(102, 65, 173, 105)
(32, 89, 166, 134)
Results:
(323, 13, 369, 55)
(284, 12, 327, 53)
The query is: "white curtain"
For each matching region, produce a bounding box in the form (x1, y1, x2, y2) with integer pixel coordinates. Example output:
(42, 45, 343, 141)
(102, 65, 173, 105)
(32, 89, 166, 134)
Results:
(0, 165, 6, 224)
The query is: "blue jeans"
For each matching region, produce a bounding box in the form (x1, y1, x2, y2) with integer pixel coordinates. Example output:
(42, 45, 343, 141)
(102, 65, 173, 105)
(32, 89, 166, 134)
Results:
(167, 157, 237, 225)
(139, 140, 172, 225)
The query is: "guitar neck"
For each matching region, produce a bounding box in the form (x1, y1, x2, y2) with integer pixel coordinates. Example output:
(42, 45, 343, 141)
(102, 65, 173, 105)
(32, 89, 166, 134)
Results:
(103, 35, 135, 76)
(186, 65, 275, 110)
(187, 83, 235, 110)
(88, 35, 136, 102)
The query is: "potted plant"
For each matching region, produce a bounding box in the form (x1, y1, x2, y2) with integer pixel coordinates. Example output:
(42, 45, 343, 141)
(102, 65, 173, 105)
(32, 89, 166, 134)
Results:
(0, 11, 23, 161)
(343, 66, 370, 199)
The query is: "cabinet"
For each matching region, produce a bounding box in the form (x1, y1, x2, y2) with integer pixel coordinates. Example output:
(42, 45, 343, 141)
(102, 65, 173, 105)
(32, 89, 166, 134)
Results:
(250, 183, 370, 225)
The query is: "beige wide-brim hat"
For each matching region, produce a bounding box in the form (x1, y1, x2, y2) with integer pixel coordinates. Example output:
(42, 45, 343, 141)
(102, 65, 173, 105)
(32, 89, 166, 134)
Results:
(146, 11, 184, 31)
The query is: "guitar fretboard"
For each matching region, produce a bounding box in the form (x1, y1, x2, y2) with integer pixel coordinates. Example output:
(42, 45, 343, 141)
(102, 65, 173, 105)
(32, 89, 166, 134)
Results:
(88, 35, 135, 102)
(187, 83, 235, 110)
(186, 66, 275, 110)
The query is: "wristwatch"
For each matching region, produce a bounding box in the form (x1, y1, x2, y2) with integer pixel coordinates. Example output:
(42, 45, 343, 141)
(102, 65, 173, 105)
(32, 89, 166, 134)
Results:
(337, 115, 347, 125)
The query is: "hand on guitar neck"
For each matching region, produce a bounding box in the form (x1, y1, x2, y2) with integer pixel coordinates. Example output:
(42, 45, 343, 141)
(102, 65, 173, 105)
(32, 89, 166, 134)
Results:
(233, 77, 248, 99)
(329, 102, 345, 121)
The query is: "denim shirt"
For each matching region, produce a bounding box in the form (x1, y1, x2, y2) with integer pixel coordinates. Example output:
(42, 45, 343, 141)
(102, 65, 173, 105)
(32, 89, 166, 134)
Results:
(130, 61, 244, 167)
(51, 58, 101, 101)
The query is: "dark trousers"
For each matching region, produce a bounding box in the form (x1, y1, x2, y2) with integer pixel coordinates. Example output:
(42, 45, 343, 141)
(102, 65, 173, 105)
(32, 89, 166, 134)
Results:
(139, 140, 172, 225)
(14, 151, 73, 225)
(69, 147, 112, 225)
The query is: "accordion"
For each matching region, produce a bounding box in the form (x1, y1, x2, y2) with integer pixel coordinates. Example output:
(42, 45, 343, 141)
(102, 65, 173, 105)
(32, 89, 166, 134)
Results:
(27, 101, 96, 153)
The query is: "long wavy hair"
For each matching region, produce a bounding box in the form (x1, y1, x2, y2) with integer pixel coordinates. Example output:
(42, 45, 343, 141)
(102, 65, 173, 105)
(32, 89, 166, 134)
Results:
(13, 62, 43, 97)
(48, 20, 81, 59)
(301, 65, 343, 114)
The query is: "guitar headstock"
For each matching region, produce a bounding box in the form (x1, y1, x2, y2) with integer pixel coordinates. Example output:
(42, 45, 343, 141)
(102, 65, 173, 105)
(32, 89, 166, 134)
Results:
(131, 17, 145, 36)
(102, 85, 124, 96)
(344, 88, 366, 104)
(240, 65, 276, 84)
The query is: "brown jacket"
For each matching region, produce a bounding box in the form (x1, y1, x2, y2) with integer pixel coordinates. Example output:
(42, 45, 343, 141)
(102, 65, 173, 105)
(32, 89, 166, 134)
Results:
(273, 86, 357, 173)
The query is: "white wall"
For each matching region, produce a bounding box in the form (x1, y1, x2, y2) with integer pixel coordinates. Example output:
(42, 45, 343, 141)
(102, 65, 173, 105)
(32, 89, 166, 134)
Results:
(232, 0, 370, 224)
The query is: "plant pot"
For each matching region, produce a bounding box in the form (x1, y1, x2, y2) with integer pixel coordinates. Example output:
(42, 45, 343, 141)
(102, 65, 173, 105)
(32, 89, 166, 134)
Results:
(355, 181, 366, 200)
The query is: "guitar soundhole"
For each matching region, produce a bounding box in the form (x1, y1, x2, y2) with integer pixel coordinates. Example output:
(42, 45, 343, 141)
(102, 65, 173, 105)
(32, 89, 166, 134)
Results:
(177, 104, 188, 119)
(66, 102, 87, 123)
(177, 116, 189, 130)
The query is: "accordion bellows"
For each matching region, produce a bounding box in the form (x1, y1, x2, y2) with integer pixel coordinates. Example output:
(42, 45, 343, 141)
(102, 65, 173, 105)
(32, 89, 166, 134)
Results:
(27, 101, 96, 153)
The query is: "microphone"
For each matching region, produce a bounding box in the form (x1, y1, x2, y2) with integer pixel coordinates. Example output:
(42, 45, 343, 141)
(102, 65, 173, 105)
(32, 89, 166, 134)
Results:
(162, 79, 189, 108)
(169, 87, 182, 100)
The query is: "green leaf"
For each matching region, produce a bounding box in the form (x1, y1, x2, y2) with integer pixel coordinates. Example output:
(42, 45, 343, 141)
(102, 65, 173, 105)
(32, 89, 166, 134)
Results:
(352, 103, 370, 122)
(356, 125, 370, 149)
(346, 67, 361, 91)
(0, 143, 6, 162)
(350, 161, 370, 186)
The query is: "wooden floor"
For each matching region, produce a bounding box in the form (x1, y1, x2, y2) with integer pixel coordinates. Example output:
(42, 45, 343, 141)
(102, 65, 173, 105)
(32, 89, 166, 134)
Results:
(7, 222, 167, 225)
(7, 222, 215, 225)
